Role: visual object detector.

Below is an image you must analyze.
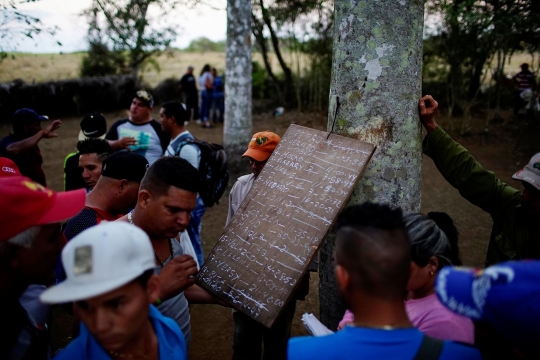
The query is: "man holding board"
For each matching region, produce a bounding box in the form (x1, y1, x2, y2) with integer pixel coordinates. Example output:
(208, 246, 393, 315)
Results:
(227, 131, 306, 360)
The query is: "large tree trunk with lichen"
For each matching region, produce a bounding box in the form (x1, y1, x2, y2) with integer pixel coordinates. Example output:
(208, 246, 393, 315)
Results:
(224, 0, 253, 183)
(319, 0, 424, 330)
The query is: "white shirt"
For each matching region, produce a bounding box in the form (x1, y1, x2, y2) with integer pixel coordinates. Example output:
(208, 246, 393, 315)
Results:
(165, 131, 201, 169)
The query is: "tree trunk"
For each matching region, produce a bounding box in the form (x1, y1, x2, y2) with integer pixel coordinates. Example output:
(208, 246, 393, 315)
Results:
(319, 0, 424, 330)
(224, 0, 253, 183)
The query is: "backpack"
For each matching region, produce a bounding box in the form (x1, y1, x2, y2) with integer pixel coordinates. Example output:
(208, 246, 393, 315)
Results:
(173, 133, 229, 207)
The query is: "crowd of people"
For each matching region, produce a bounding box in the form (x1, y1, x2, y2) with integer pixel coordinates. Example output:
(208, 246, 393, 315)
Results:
(178, 65, 225, 129)
(0, 92, 538, 360)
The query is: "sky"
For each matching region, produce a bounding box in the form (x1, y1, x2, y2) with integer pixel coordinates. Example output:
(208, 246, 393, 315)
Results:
(9, 0, 227, 53)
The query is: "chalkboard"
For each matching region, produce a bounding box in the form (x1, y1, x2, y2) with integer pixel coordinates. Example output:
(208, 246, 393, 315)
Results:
(197, 124, 376, 327)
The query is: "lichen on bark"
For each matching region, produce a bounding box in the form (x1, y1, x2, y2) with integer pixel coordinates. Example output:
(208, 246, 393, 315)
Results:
(320, 0, 424, 329)
(224, 0, 253, 182)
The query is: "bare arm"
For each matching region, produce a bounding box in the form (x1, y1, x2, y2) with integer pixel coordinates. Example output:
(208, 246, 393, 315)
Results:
(107, 137, 137, 151)
(6, 120, 61, 155)
(185, 284, 230, 306)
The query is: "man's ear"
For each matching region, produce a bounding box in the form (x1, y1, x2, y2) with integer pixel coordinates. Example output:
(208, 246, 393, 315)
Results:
(335, 264, 351, 293)
(117, 179, 128, 192)
(146, 274, 161, 304)
(138, 189, 151, 209)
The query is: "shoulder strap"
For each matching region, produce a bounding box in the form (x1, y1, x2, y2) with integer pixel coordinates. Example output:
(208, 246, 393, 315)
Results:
(172, 133, 195, 156)
(413, 335, 444, 360)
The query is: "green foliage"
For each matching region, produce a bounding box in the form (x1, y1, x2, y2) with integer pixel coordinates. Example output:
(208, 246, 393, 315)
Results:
(80, 41, 128, 77)
(184, 37, 226, 53)
(83, 0, 194, 77)
(0, 0, 60, 62)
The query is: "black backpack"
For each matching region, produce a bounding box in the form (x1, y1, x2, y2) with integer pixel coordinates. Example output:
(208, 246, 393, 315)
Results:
(173, 134, 229, 207)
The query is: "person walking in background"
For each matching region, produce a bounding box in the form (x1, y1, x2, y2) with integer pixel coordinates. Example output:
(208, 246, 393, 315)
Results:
(288, 203, 480, 360)
(211, 67, 224, 124)
(512, 63, 536, 116)
(178, 66, 200, 125)
(106, 90, 169, 164)
(0, 108, 61, 186)
(198, 64, 214, 129)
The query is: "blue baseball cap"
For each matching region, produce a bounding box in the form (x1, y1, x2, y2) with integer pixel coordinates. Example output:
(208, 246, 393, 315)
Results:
(435, 261, 540, 347)
(12, 108, 48, 125)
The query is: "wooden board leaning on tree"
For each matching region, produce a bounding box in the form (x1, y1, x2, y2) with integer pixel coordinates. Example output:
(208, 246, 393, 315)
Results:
(197, 124, 376, 327)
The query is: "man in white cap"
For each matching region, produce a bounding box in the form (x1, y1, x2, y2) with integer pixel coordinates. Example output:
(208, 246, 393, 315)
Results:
(419, 95, 540, 266)
(41, 222, 188, 360)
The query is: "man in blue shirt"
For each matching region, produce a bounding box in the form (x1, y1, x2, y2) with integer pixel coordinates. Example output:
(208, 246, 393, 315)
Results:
(288, 203, 481, 360)
(41, 222, 187, 360)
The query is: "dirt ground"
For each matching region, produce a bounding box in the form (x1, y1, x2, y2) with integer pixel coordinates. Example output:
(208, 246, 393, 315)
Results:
(0, 107, 529, 359)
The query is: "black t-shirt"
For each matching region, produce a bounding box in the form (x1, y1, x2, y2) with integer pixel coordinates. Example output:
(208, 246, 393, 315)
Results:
(179, 74, 198, 98)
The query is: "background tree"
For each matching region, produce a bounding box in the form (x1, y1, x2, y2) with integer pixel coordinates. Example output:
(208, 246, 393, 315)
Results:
(251, 0, 333, 109)
(0, 0, 59, 62)
(224, 0, 252, 181)
(319, 0, 424, 330)
(83, 0, 194, 77)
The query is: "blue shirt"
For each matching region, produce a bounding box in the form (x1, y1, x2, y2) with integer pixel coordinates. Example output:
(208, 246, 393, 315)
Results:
(288, 326, 481, 360)
(54, 305, 187, 360)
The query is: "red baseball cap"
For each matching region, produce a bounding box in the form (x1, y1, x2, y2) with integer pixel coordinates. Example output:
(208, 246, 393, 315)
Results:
(0, 177, 86, 242)
(0, 157, 21, 178)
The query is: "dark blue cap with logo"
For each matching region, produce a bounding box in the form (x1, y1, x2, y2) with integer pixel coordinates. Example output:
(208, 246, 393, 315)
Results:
(11, 108, 48, 125)
(435, 261, 540, 347)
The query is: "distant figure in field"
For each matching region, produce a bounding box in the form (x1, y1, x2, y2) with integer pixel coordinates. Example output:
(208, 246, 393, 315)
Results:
(0, 108, 61, 186)
(211, 67, 224, 124)
(512, 63, 537, 115)
(106, 91, 169, 164)
(178, 66, 200, 125)
(198, 64, 214, 129)
(419, 95, 540, 266)
(288, 203, 481, 360)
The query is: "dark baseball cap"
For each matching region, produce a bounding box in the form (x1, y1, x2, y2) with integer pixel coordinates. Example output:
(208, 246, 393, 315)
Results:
(11, 108, 48, 125)
(101, 151, 149, 182)
(79, 112, 107, 141)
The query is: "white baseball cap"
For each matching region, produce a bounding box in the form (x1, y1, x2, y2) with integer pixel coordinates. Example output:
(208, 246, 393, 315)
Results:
(41, 222, 156, 304)
(512, 153, 540, 191)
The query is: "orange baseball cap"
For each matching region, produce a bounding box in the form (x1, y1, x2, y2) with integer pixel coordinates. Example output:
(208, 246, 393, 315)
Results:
(0, 157, 21, 178)
(0, 177, 86, 242)
(242, 131, 281, 162)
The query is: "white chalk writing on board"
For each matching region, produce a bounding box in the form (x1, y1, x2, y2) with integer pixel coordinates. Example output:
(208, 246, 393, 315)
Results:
(197, 124, 375, 327)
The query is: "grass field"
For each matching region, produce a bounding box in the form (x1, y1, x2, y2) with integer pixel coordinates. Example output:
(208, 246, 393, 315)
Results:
(0, 50, 309, 88)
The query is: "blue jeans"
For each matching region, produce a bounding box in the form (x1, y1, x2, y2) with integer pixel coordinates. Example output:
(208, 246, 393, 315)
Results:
(212, 95, 224, 123)
(187, 195, 206, 266)
(200, 90, 213, 121)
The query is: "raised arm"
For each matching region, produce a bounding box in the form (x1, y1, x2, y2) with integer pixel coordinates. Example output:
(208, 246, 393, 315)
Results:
(6, 120, 61, 155)
(419, 96, 521, 219)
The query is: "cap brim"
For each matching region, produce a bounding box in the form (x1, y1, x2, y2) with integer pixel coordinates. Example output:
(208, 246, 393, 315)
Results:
(40, 271, 143, 304)
(512, 169, 540, 190)
(435, 267, 483, 320)
(37, 188, 86, 226)
(78, 130, 106, 141)
(242, 148, 270, 162)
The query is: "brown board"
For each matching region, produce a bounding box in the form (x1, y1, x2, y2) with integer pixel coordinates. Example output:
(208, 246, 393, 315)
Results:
(197, 124, 376, 327)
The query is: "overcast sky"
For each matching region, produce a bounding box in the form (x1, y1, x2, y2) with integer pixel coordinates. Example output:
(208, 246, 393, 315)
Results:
(10, 0, 227, 53)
